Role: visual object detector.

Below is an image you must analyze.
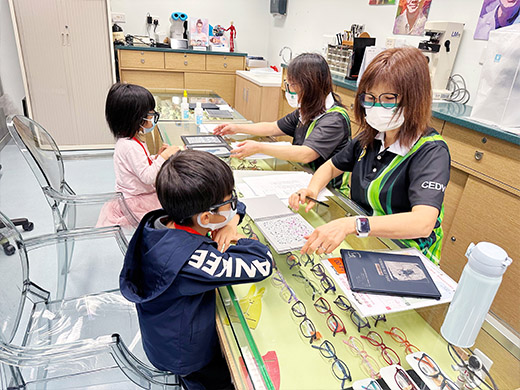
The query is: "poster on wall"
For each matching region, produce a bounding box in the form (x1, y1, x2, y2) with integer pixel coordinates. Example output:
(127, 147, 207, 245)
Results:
(393, 0, 433, 36)
(189, 18, 209, 47)
(369, 0, 396, 4)
(474, 0, 520, 40)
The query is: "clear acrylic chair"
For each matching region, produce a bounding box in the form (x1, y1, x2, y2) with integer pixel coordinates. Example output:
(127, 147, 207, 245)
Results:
(0, 211, 180, 389)
(6, 114, 139, 232)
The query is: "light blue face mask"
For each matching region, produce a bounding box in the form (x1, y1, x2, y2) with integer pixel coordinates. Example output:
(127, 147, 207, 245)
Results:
(140, 117, 158, 134)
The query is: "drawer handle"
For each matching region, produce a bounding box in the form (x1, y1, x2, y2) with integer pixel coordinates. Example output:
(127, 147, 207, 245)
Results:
(223, 63, 228, 68)
(140, 51, 144, 55)
(451, 236, 456, 242)
(184, 61, 188, 66)
(474, 151, 484, 161)
(140, 59, 145, 64)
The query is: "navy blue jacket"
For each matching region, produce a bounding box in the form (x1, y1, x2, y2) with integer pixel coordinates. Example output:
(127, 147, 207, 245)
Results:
(120, 205, 273, 376)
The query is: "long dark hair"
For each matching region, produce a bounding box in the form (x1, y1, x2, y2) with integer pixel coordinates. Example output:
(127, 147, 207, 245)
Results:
(287, 53, 341, 125)
(355, 47, 432, 149)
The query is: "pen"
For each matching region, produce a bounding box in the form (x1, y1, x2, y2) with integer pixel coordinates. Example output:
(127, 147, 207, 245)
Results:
(305, 195, 329, 208)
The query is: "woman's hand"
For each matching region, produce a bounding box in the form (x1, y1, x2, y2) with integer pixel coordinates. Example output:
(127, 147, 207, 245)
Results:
(301, 217, 356, 255)
(230, 140, 261, 159)
(288, 188, 318, 212)
(213, 123, 239, 136)
(160, 145, 181, 160)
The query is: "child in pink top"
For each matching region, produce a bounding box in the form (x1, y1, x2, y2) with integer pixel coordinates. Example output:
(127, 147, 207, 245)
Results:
(97, 83, 179, 228)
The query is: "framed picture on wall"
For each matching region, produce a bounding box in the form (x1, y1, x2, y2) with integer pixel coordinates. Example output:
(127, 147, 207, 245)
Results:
(369, 0, 396, 4)
(393, 0, 433, 36)
(474, 0, 520, 40)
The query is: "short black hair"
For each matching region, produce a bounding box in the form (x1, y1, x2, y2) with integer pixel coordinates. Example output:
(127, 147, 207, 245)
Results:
(105, 83, 155, 138)
(156, 150, 234, 226)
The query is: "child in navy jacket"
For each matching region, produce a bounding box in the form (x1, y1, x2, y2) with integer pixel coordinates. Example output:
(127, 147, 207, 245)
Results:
(120, 150, 273, 390)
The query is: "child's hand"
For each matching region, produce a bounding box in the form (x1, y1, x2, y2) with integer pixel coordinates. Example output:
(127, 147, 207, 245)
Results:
(212, 214, 241, 252)
(160, 144, 181, 160)
(157, 143, 169, 155)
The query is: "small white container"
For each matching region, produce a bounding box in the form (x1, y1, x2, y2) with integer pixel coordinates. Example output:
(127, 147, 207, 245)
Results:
(180, 97, 189, 120)
(194, 102, 203, 125)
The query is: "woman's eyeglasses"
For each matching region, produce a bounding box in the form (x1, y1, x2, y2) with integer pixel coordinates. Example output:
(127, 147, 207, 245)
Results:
(394, 367, 418, 390)
(333, 295, 386, 333)
(343, 336, 381, 380)
(414, 353, 458, 390)
(291, 301, 321, 344)
(209, 189, 238, 211)
(361, 331, 401, 366)
(384, 327, 420, 354)
(359, 92, 399, 109)
(284, 81, 297, 95)
(310, 263, 336, 293)
(312, 340, 352, 388)
(314, 297, 346, 337)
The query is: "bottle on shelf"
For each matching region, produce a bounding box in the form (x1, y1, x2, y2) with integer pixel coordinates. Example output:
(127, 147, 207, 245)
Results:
(181, 96, 189, 120)
(195, 102, 203, 125)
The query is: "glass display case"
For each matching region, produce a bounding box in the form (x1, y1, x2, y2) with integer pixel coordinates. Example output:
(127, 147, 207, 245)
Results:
(155, 88, 519, 390)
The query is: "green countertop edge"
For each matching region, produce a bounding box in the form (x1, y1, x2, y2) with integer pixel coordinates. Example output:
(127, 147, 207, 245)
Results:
(116, 45, 247, 57)
(329, 75, 520, 146)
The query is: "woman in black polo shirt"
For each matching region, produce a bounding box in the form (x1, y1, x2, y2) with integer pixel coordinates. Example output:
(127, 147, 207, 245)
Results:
(213, 53, 351, 189)
(289, 47, 450, 264)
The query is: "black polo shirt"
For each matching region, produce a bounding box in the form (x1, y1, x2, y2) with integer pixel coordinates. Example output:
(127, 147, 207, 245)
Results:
(277, 107, 351, 169)
(331, 129, 451, 263)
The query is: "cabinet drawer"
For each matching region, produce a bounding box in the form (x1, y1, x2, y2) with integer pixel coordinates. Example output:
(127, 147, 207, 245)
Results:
(119, 50, 164, 69)
(206, 55, 244, 72)
(165, 53, 205, 70)
(120, 70, 184, 89)
(335, 86, 357, 124)
(443, 123, 520, 190)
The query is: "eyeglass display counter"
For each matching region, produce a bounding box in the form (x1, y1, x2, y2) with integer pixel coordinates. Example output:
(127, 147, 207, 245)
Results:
(155, 88, 518, 390)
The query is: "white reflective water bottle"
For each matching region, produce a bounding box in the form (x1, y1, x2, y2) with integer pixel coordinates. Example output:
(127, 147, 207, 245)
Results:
(441, 242, 512, 347)
(181, 97, 189, 120)
(195, 102, 203, 125)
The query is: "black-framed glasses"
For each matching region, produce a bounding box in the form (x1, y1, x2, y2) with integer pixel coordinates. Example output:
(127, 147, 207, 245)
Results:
(209, 189, 238, 212)
(448, 344, 496, 390)
(414, 353, 458, 390)
(284, 81, 297, 95)
(285, 252, 301, 269)
(334, 295, 371, 333)
(143, 110, 160, 123)
(241, 221, 259, 240)
(291, 301, 321, 344)
(394, 367, 418, 390)
(310, 264, 336, 293)
(292, 269, 321, 300)
(314, 297, 346, 337)
(359, 92, 399, 109)
(302, 253, 315, 267)
(312, 340, 352, 388)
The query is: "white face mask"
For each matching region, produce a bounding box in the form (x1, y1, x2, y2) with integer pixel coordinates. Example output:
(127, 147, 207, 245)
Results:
(197, 207, 237, 231)
(365, 106, 405, 132)
(285, 91, 300, 108)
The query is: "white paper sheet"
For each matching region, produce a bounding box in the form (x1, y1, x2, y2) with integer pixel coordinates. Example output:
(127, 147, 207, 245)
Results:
(242, 172, 333, 201)
(322, 248, 457, 317)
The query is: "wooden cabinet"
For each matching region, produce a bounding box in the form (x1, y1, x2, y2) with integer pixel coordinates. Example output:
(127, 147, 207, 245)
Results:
(118, 49, 246, 107)
(334, 86, 360, 137)
(234, 74, 280, 123)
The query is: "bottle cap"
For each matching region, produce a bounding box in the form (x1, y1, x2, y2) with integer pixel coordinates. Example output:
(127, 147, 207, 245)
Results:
(466, 242, 512, 277)
(183, 90, 188, 98)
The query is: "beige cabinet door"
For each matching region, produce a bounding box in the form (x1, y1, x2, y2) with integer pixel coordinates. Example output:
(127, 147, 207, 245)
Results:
(185, 73, 236, 107)
(245, 81, 262, 123)
(234, 76, 247, 118)
(440, 176, 520, 331)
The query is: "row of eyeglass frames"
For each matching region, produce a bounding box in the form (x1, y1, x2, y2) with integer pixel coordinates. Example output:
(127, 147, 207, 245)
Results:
(241, 216, 459, 390)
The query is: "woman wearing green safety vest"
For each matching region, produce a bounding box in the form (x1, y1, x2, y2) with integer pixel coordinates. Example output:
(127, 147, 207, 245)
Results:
(289, 47, 451, 264)
(213, 53, 351, 191)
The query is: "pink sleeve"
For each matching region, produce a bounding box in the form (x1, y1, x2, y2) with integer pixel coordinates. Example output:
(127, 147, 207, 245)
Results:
(120, 140, 166, 186)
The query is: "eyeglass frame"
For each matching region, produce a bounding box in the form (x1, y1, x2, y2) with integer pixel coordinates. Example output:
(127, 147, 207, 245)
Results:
(284, 81, 297, 95)
(359, 92, 400, 110)
(384, 327, 420, 354)
(143, 110, 160, 123)
(361, 331, 401, 366)
(314, 297, 347, 337)
(292, 269, 321, 300)
(271, 270, 298, 304)
(333, 295, 372, 333)
(311, 340, 352, 386)
(414, 353, 458, 390)
(343, 336, 381, 380)
(394, 367, 418, 390)
(310, 264, 336, 294)
(447, 344, 496, 390)
(209, 189, 238, 212)
(291, 301, 320, 344)
(286, 252, 301, 269)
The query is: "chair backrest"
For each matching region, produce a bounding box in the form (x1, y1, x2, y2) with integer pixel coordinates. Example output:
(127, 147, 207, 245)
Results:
(6, 115, 65, 193)
(0, 211, 30, 345)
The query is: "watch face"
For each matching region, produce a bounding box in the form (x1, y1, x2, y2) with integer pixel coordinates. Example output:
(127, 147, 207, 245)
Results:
(357, 217, 370, 233)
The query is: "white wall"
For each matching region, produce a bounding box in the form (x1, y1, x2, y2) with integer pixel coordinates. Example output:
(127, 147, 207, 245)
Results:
(109, 0, 271, 57)
(0, 0, 25, 114)
(266, 0, 489, 104)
